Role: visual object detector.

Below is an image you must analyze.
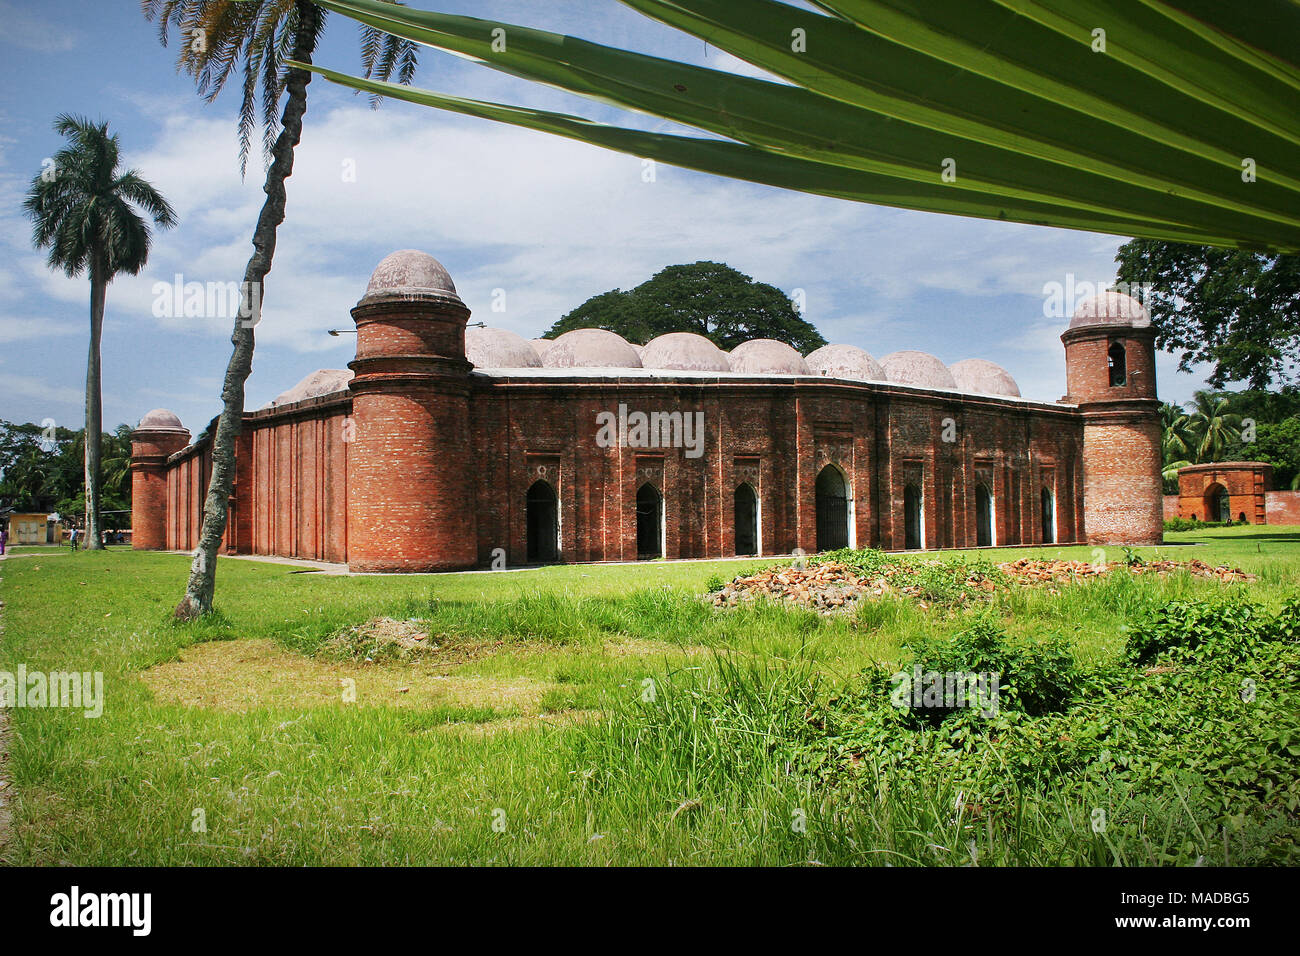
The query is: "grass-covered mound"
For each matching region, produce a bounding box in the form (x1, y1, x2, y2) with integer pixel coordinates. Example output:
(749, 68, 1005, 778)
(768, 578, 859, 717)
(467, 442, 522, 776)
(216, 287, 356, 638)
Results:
(576, 598, 1300, 865)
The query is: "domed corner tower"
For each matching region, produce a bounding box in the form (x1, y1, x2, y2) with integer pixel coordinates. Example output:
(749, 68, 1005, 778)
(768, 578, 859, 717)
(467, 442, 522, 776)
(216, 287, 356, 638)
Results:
(346, 250, 477, 572)
(130, 409, 191, 550)
(1061, 291, 1163, 546)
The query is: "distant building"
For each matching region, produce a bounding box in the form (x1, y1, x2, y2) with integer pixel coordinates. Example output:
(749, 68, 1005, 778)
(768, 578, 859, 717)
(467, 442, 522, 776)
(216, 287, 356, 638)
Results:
(6, 512, 62, 545)
(131, 251, 1164, 572)
(1166, 462, 1300, 524)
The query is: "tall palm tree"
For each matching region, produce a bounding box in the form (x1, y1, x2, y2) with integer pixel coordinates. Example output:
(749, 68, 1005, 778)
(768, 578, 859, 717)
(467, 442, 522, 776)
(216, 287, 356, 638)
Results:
(1186, 391, 1244, 463)
(23, 115, 176, 551)
(142, 0, 418, 618)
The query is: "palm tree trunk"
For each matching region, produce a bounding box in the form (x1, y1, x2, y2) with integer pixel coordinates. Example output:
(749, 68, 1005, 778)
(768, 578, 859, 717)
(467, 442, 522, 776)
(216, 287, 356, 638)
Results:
(174, 0, 319, 619)
(83, 249, 106, 551)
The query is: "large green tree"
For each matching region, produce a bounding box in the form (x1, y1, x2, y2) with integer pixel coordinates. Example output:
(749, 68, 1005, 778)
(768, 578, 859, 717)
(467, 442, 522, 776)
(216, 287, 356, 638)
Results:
(23, 115, 175, 549)
(546, 261, 826, 352)
(0, 420, 130, 518)
(1115, 239, 1300, 391)
(142, 0, 419, 617)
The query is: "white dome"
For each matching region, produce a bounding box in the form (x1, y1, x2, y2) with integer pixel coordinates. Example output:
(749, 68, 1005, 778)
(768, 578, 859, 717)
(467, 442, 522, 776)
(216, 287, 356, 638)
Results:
(728, 339, 810, 374)
(1070, 290, 1150, 329)
(949, 358, 1020, 397)
(880, 350, 958, 390)
(363, 250, 457, 300)
(137, 408, 186, 431)
(466, 327, 542, 368)
(269, 369, 354, 406)
(542, 328, 642, 368)
(530, 338, 557, 359)
(641, 332, 730, 372)
(805, 344, 886, 382)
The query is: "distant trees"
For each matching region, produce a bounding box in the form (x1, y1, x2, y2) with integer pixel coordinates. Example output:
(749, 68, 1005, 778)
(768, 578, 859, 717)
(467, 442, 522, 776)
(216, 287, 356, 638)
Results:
(0, 421, 134, 530)
(545, 261, 827, 353)
(1161, 389, 1300, 492)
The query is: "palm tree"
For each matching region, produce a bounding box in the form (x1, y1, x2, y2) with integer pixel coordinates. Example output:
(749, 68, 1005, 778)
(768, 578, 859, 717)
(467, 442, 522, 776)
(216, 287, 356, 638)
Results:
(1159, 402, 1196, 493)
(23, 116, 176, 551)
(1186, 391, 1244, 463)
(142, 0, 419, 618)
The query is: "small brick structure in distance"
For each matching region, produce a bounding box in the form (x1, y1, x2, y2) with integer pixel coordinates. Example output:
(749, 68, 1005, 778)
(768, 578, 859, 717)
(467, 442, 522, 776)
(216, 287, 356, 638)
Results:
(132, 251, 1167, 572)
(1166, 461, 1300, 524)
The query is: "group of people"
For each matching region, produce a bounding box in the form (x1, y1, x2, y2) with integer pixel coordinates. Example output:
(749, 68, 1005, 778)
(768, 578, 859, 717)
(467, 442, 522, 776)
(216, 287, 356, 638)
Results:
(66, 528, 127, 551)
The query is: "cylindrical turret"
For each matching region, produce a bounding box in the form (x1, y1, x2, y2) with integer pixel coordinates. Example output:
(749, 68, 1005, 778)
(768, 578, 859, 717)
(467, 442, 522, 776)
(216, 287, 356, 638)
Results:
(130, 409, 190, 550)
(1061, 291, 1163, 546)
(346, 250, 477, 571)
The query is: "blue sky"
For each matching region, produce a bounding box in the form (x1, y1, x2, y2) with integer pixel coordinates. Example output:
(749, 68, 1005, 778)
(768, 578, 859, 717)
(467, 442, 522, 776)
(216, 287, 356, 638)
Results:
(0, 0, 1212, 437)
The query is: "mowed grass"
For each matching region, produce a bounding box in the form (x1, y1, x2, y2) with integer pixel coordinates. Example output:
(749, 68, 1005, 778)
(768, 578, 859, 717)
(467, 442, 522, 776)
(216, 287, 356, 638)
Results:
(0, 525, 1296, 865)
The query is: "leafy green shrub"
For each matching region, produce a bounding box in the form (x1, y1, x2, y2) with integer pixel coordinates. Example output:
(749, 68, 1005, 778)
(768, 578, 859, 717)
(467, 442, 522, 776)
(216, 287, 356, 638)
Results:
(1164, 517, 1244, 532)
(1124, 599, 1266, 665)
(906, 617, 1081, 719)
(703, 573, 727, 593)
(1268, 597, 1300, 643)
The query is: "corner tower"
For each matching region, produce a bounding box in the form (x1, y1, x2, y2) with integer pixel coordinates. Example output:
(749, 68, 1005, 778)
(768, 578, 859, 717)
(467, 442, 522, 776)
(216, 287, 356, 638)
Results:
(1062, 291, 1163, 545)
(130, 409, 190, 550)
(346, 250, 477, 571)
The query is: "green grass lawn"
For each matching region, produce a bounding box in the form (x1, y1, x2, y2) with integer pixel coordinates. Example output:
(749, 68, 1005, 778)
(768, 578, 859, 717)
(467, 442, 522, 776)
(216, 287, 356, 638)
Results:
(0, 526, 1296, 866)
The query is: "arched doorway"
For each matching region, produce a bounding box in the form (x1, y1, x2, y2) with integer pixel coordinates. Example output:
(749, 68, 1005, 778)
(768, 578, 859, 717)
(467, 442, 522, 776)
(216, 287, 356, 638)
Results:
(734, 483, 758, 556)
(1040, 487, 1055, 544)
(903, 483, 922, 550)
(525, 480, 559, 563)
(636, 483, 663, 559)
(975, 483, 994, 547)
(1204, 483, 1229, 523)
(815, 465, 850, 552)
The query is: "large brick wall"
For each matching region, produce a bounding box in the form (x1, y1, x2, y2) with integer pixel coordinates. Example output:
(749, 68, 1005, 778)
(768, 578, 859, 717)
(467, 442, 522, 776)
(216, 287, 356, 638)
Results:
(465, 375, 1084, 567)
(139, 374, 1087, 568)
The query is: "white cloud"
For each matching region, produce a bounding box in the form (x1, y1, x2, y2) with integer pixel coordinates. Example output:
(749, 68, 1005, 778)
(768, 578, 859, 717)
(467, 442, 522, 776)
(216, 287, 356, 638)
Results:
(8, 91, 1196, 421)
(0, 314, 79, 344)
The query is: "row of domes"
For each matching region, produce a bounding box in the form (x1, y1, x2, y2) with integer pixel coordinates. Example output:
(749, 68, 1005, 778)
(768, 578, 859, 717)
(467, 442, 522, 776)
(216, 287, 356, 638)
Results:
(141, 254, 1155, 428)
(467, 327, 1022, 397)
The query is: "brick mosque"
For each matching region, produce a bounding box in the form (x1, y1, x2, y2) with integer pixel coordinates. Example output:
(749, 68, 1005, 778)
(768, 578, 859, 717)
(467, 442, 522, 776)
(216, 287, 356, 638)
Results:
(130, 250, 1165, 572)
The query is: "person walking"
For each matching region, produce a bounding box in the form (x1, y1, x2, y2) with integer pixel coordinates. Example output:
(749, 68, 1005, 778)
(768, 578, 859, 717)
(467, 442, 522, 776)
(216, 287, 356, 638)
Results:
(0, 526, 7, 555)
(69, 526, 79, 552)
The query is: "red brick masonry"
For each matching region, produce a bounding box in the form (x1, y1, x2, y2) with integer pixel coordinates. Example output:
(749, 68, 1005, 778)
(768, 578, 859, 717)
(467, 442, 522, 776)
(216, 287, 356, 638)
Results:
(133, 267, 1167, 571)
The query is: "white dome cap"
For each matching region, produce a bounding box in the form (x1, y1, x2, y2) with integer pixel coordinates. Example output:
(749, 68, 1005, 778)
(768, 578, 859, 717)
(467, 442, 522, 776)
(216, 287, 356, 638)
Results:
(361, 250, 460, 303)
(880, 350, 958, 390)
(466, 327, 542, 368)
(542, 328, 642, 368)
(949, 358, 1021, 397)
(728, 339, 810, 374)
(805, 344, 886, 382)
(267, 369, 354, 407)
(641, 332, 730, 372)
(1070, 290, 1150, 329)
(137, 408, 186, 431)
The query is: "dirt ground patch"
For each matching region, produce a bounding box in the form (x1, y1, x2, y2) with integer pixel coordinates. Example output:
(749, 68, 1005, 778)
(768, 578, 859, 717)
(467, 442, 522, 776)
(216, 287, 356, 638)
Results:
(601, 636, 707, 658)
(319, 616, 496, 666)
(142, 638, 557, 715)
